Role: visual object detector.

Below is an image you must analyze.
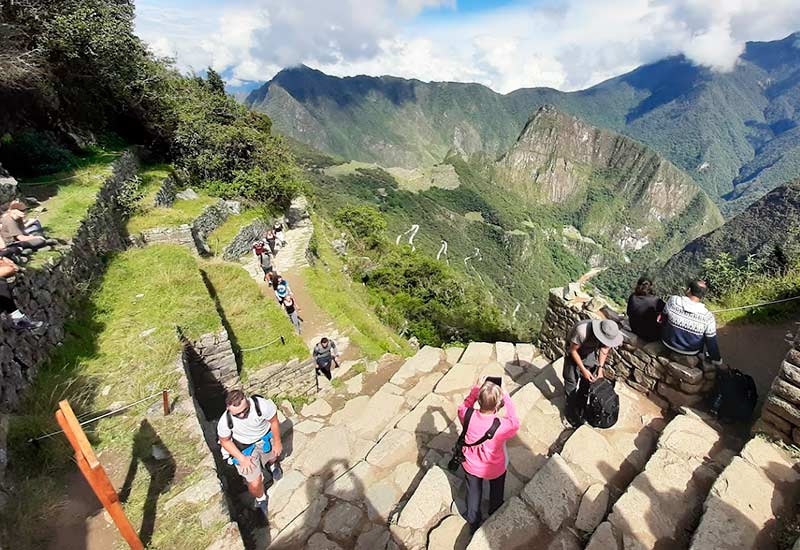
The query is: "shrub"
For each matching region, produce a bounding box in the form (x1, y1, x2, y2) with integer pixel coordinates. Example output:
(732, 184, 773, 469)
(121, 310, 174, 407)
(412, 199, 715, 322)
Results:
(334, 205, 388, 250)
(0, 130, 77, 176)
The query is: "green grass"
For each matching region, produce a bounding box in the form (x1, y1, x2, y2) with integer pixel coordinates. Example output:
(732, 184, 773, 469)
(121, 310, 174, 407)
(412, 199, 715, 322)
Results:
(4, 245, 223, 549)
(206, 208, 264, 256)
(18, 148, 122, 241)
(201, 261, 308, 379)
(352, 362, 367, 374)
(709, 267, 800, 325)
(126, 164, 217, 234)
(304, 217, 412, 360)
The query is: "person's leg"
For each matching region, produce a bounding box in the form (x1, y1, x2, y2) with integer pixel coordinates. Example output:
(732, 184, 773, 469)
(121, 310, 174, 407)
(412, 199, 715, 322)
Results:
(290, 312, 301, 334)
(488, 472, 507, 516)
(562, 358, 579, 395)
(14, 236, 47, 250)
(464, 471, 484, 533)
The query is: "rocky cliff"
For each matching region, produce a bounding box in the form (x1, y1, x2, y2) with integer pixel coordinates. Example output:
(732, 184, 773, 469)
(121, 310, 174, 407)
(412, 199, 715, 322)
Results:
(492, 106, 723, 253)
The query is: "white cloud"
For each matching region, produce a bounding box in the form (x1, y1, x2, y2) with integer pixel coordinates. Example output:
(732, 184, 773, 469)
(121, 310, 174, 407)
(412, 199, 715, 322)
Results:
(134, 0, 800, 92)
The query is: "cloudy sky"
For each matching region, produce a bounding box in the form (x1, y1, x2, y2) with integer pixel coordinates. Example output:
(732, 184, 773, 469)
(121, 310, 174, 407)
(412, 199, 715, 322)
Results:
(135, 0, 800, 93)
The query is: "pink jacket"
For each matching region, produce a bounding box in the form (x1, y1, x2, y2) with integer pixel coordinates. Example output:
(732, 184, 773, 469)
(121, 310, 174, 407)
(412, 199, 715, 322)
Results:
(457, 385, 520, 480)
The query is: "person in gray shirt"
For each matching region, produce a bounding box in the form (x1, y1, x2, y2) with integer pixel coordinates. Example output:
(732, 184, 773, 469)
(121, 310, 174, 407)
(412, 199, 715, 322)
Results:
(313, 337, 340, 381)
(562, 319, 622, 395)
(217, 389, 283, 516)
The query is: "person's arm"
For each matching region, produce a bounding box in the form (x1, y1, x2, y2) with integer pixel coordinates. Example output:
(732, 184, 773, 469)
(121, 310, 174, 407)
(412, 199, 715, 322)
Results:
(312, 345, 319, 359)
(496, 391, 520, 439)
(269, 413, 283, 457)
(597, 346, 610, 378)
(458, 385, 480, 423)
(705, 315, 722, 363)
(570, 342, 595, 383)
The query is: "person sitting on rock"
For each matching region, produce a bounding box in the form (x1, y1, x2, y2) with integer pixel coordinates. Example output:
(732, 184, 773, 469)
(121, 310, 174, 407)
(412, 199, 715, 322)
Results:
(312, 337, 340, 381)
(626, 276, 666, 342)
(661, 280, 722, 364)
(563, 319, 622, 396)
(457, 378, 520, 534)
(282, 295, 302, 334)
(217, 389, 283, 517)
(0, 200, 56, 251)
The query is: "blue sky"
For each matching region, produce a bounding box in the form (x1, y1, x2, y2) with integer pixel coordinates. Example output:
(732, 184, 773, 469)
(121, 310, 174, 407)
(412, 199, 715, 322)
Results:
(134, 0, 800, 93)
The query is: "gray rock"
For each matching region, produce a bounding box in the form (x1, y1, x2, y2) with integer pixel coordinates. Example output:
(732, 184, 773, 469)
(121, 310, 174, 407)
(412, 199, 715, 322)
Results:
(397, 466, 454, 530)
(521, 454, 585, 531)
(428, 514, 470, 550)
(164, 476, 221, 510)
(466, 496, 543, 550)
(176, 188, 200, 200)
(322, 500, 364, 541)
(306, 533, 343, 550)
(575, 483, 609, 532)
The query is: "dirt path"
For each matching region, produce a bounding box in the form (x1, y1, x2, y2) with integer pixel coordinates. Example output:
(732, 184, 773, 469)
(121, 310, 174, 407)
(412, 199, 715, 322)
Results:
(717, 317, 800, 399)
(579, 267, 606, 284)
(242, 224, 360, 362)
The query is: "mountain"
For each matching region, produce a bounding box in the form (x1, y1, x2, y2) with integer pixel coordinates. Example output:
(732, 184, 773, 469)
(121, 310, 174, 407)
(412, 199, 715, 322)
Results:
(492, 106, 722, 254)
(247, 33, 800, 216)
(661, 179, 800, 287)
(296, 107, 721, 331)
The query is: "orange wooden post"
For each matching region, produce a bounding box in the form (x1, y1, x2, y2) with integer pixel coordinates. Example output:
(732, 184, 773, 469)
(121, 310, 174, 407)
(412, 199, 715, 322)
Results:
(162, 389, 170, 416)
(56, 400, 144, 550)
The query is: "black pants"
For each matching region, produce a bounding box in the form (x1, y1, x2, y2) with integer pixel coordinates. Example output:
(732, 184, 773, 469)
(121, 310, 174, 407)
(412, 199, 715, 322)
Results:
(316, 360, 332, 381)
(563, 354, 599, 395)
(464, 470, 505, 533)
(11, 237, 46, 251)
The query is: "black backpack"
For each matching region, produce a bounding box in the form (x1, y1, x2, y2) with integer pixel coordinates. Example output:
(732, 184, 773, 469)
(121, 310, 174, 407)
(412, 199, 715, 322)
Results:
(710, 368, 757, 422)
(584, 378, 619, 429)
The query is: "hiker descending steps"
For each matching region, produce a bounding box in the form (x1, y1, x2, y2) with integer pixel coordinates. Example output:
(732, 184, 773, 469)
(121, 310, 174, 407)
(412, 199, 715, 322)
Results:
(217, 390, 283, 518)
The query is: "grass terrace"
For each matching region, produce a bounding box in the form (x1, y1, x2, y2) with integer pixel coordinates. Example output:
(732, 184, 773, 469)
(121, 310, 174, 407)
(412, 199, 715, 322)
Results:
(304, 217, 413, 360)
(5, 245, 226, 549)
(126, 164, 217, 235)
(200, 261, 308, 380)
(206, 208, 264, 256)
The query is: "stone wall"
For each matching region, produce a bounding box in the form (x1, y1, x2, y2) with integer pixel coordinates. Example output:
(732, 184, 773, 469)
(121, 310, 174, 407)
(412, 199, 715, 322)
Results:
(154, 174, 177, 208)
(754, 328, 800, 444)
(0, 151, 140, 410)
(191, 200, 240, 256)
(180, 328, 240, 420)
(0, 163, 17, 205)
(223, 218, 269, 261)
(538, 282, 718, 409)
(244, 357, 318, 398)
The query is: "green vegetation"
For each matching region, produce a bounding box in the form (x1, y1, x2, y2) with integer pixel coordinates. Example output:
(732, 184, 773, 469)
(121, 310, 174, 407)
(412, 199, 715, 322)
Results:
(304, 218, 412, 359)
(5, 245, 222, 549)
(334, 205, 388, 250)
(19, 148, 121, 240)
(207, 208, 265, 256)
(201, 262, 308, 378)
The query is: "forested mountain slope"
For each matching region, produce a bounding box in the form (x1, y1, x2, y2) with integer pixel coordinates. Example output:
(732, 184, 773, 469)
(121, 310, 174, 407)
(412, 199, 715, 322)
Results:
(248, 33, 800, 215)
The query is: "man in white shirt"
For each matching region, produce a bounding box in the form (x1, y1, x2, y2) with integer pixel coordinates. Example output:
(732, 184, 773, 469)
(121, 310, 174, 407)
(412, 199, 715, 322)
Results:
(217, 389, 283, 516)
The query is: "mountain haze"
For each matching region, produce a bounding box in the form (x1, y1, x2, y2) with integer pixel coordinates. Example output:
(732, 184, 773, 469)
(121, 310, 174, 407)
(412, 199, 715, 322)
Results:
(247, 33, 800, 215)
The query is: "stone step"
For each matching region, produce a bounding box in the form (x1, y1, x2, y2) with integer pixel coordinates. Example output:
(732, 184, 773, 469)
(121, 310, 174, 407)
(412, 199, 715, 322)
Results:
(465, 376, 668, 550)
(584, 411, 738, 550)
(689, 436, 800, 550)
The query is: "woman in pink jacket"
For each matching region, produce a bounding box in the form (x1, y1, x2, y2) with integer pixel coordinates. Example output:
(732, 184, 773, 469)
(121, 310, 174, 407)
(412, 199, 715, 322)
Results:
(457, 380, 520, 533)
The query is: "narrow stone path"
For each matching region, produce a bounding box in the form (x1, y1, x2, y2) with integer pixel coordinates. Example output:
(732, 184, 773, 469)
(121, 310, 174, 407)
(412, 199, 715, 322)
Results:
(241, 223, 360, 362)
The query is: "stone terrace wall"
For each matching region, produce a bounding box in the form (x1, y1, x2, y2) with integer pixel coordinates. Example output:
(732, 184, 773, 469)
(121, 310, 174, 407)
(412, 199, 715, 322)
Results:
(192, 200, 240, 256)
(153, 174, 177, 208)
(539, 282, 718, 409)
(754, 327, 800, 444)
(244, 357, 318, 398)
(180, 328, 240, 420)
(223, 218, 269, 261)
(0, 151, 139, 410)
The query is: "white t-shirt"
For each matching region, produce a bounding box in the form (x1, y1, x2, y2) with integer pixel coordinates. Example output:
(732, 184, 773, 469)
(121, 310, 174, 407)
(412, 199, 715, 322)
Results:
(217, 396, 277, 445)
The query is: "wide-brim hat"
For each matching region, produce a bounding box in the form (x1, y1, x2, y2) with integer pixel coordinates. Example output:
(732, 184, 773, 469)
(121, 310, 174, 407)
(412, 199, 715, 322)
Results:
(591, 319, 622, 348)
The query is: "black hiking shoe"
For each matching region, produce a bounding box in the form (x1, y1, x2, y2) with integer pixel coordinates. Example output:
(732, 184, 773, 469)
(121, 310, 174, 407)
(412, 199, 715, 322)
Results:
(270, 462, 283, 482)
(254, 498, 268, 516)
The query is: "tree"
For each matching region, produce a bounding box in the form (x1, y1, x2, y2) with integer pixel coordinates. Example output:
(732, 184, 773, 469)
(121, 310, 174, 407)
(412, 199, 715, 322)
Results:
(205, 67, 225, 95)
(334, 205, 387, 250)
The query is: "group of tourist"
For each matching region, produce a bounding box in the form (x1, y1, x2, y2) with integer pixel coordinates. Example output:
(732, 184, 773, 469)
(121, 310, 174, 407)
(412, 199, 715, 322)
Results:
(217, 272, 724, 529)
(252, 221, 305, 335)
(0, 199, 58, 332)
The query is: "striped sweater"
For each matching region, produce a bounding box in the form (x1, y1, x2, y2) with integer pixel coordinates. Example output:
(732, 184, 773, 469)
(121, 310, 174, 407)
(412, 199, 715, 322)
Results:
(661, 295, 721, 361)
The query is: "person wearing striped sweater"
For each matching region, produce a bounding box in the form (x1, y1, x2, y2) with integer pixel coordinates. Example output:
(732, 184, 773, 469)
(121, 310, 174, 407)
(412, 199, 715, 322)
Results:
(661, 280, 722, 363)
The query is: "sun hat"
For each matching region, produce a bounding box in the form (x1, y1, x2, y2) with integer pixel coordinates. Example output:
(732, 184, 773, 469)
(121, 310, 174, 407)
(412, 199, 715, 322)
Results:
(276, 285, 288, 298)
(591, 319, 622, 348)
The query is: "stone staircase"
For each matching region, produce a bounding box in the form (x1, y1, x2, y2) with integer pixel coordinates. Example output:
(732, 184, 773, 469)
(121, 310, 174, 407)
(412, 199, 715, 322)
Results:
(231, 340, 800, 550)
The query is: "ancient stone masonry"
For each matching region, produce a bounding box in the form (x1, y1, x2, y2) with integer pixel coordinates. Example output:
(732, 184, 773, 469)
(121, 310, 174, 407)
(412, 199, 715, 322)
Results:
(223, 218, 269, 261)
(0, 163, 17, 205)
(538, 282, 717, 409)
(180, 328, 240, 420)
(0, 151, 140, 411)
(192, 200, 240, 255)
(754, 327, 800, 444)
(244, 357, 318, 398)
(153, 174, 177, 208)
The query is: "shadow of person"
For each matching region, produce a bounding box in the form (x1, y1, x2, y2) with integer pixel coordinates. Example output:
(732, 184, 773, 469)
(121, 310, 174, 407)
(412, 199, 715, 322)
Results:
(118, 420, 176, 547)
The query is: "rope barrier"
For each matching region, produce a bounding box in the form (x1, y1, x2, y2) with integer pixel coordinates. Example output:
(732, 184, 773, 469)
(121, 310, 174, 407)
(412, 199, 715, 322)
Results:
(239, 336, 285, 353)
(28, 389, 171, 443)
(711, 294, 800, 313)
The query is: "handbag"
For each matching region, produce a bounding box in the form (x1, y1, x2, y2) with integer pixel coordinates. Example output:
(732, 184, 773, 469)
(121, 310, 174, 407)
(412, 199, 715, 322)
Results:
(447, 408, 501, 472)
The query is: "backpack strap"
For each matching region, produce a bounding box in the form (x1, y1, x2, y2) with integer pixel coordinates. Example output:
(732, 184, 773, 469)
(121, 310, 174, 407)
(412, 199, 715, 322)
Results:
(464, 418, 502, 447)
(455, 408, 475, 447)
(252, 396, 263, 418)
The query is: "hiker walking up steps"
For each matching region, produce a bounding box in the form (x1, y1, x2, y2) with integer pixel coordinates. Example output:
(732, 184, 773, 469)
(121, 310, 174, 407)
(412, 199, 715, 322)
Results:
(456, 378, 520, 534)
(265, 229, 278, 256)
(313, 337, 340, 381)
(217, 389, 283, 518)
(283, 295, 302, 334)
(253, 241, 274, 284)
